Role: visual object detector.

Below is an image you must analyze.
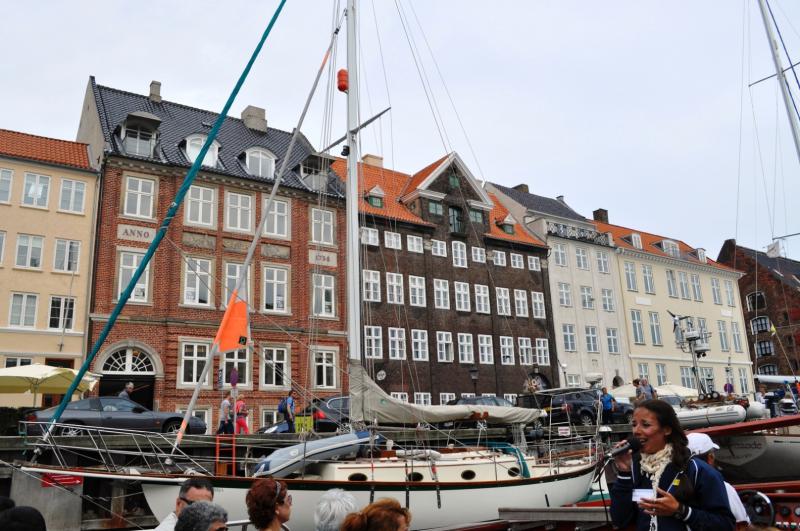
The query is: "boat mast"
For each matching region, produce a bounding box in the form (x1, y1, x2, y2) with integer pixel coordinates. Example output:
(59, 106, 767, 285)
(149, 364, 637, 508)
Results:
(756, 0, 800, 165)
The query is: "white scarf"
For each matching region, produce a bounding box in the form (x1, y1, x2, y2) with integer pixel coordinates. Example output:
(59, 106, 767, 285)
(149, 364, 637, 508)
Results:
(639, 443, 674, 531)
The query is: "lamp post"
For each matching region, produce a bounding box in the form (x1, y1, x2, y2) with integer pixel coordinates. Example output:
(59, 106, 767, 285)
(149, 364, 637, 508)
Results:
(560, 362, 568, 387)
(469, 366, 479, 396)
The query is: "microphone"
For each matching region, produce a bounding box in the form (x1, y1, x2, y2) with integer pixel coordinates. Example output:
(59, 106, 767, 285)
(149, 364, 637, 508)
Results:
(606, 437, 641, 459)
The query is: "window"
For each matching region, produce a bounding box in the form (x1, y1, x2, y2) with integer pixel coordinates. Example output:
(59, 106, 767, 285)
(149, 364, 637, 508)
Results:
(631, 310, 645, 344)
(407, 275, 425, 307)
(448, 173, 460, 188)
(180, 343, 210, 385)
(414, 392, 432, 406)
(711, 278, 722, 305)
(59, 179, 86, 213)
(493, 251, 506, 267)
(312, 274, 335, 317)
(751, 316, 770, 334)
(566, 374, 582, 388)
(731, 321, 743, 352)
(455, 282, 471, 312)
(662, 240, 680, 257)
(475, 284, 490, 314)
(458, 333, 474, 363)
(699, 367, 715, 392)
(580, 286, 594, 309)
(606, 328, 619, 354)
(452, 241, 467, 267)
(531, 291, 546, 318)
(755, 340, 774, 357)
(678, 272, 691, 300)
(361, 227, 379, 246)
(124, 125, 155, 157)
(496, 287, 511, 315)
(9, 293, 37, 327)
(389, 328, 407, 360)
(440, 392, 456, 405)
(429, 200, 443, 216)
(558, 282, 572, 307)
(263, 266, 288, 313)
(431, 240, 447, 257)
(690, 274, 703, 301)
(312, 208, 335, 245)
(391, 392, 409, 402)
(500, 336, 515, 365)
(535, 338, 550, 365)
(649, 312, 662, 346)
(725, 367, 735, 391)
(511, 253, 524, 269)
(185, 134, 219, 167)
(562, 324, 576, 351)
(638, 363, 649, 380)
(223, 263, 250, 307)
(514, 289, 528, 317)
(0, 231, 5, 264)
(366, 195, 383, 208)
(313, 350, 337, 388)
(262, 346, 288, 387)
(185, 185, 214, 226)
(717, 321, 729, 351)
(596, 251, 610, 273)
(434, 279, 450, 309)
(449, 206, 465, 233)
(585, 326, 599, 352)
(624, 262, 637, 291)
(385, 231, 402, 250)
(738, 367, 750, 393)
(48, 296, 75, 330)
(386, 272, 404, 305)
(184, 258, 211, 306)
(262, 409, 279, 429)
(575, 248, 589, 270)
(758, 364, 778, 376)
(553, 243, 567, 266)
(123, 176, 154, 218)
(0, 168, 11, 203)
(724, 281, 737, 307)
(472, 247, 486, 263)
(504, 393, 518, 404)
(16, 234, 43, 268)
(22, 173, 50, 208)
(641, 265, 655, 294)
(478, 335, 493, 364)
(411, 329, 429, 361)
(655, 363, 667, 386)
(225, 192, 253, 232)
(680, 366, 696, 389)
(746, 291, 766, 312)
(264, 198, 289, 238)
(527, 256, 541, 271)
(363, 270, 381, 302)
(53, 239, 80, 272)
(365, 326, 383, 359)
(407, 235, 423, 253)
(501, 223, 515, 234)
(118, 251, 149, 302)
(698, 318, 708, 338)
(437, 331, 454, 362)
(666, 270, 678, 297)
(245, 148, 275, 178)
(518, 337, 533, 365)
(469, 209, 483, 223)
(601, 289, 615, 311)
(4, 357, 32, 368)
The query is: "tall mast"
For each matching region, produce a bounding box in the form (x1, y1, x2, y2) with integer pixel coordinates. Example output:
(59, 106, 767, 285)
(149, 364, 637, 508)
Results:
(757, 0, 800, 166)
(346, 0, 362, 364)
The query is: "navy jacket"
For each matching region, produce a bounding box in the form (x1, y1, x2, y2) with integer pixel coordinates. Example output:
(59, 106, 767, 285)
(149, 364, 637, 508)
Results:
(610, 456, 734, 531)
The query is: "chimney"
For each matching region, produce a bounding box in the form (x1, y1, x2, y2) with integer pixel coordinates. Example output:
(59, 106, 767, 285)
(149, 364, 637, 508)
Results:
(513, 183, 529, 194)
(149, 81, 162, 103)
(593, 208, 609, 223)
(241, 105, 268, 132)
(362, 154, 383, 168)
(556, 195, 565, 203)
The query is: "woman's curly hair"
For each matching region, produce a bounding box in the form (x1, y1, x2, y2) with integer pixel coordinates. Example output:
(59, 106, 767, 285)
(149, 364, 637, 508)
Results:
(340, 498, 411, 531)
(246, 478, 287, 529)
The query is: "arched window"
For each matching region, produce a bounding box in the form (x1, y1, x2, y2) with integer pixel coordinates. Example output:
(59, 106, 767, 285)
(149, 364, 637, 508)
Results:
(102, 348, 155, 374)
(185, 134, 220, 168)
(245, 148, 275, 179)
(757, 364, 777, 376)
(750, 316, 771, 335)
(746, 291, 767, 312)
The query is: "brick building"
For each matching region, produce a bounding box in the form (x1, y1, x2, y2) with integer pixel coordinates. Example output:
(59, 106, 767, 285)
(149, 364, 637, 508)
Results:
(331, 153, 557, 404)
(76, 78, 347, 431)
(718, 239, 800, 378)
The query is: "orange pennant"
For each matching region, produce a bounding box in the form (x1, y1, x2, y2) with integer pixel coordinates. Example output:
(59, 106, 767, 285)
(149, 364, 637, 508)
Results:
(214, 289, 249, 352)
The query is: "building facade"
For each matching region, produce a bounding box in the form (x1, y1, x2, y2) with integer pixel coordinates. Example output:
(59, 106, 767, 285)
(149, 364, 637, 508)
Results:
(0, 128, 98, 407)
(717, 239, 800, 378)
(76, 78, 347, 431)
(488, 184, 632, 389)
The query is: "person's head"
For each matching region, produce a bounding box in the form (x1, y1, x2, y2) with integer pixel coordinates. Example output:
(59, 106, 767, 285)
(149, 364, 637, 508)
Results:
(0, 506, 47, 531)
(632, 378, 640, 386)
(640, 378, 648, 386)
(314, 488, 358, 531)
(759, 385, 767, 393)
(341, 498, 411, 531)
(601, 387, 607, 394)
(175, 478, 215, 516)
(246, 478, 291, 529)
(633, 399, 689, 465)
(174, 501, 228, 531)
(686, 432, 720, 466)
(125, 382, 134, 392)
(287, 389, 294, 397)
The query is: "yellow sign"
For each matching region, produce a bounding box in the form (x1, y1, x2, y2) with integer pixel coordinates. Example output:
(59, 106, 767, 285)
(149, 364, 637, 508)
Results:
(296, 416, 313, 433)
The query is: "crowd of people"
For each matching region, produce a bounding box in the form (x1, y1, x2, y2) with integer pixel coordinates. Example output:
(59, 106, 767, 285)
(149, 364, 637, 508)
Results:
(217, 390, 296, 435)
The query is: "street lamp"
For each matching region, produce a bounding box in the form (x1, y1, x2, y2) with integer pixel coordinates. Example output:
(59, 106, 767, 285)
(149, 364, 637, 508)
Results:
(469, 366, 479, 396)
(560, 362, 568, 387)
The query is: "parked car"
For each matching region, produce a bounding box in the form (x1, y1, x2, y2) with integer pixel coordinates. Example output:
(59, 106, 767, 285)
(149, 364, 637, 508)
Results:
(439, 395, 518, 429)
(257, 396, 350, 434)
(25, 397, 207, 435)
(517, 388, 634, 426)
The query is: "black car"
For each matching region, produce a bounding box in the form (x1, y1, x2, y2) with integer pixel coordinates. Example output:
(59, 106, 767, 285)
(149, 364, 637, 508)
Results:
(517, 389, 634, 426)
(258, 396, 350, 434)
(25, 397, 207, 435)
(446, 396, 515, 407)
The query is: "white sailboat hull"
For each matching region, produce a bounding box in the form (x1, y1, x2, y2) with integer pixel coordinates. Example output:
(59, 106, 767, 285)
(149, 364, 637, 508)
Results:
(677, 404, 747, 429)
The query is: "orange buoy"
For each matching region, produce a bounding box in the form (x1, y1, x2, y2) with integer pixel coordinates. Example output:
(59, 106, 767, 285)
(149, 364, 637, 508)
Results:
(337, 69, 349, 92)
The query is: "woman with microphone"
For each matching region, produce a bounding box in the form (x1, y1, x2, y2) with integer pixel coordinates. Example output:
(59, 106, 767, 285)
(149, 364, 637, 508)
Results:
(609, 399, 734, 531)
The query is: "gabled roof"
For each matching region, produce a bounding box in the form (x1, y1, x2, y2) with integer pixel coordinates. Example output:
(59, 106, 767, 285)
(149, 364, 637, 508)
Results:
(729, 243, 800, 290)
(403, 154, 449, 194)
(0, 128, 92, 172)
(489, 182, 586, 222)
(89, 77, 337, 195)
(401, 152, 494, 206)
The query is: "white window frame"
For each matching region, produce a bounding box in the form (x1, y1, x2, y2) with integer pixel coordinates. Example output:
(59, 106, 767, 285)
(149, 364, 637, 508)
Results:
(528, 255, 541, 271)
(606, 328, 619, 354)
(185, 134, 220, 167)
(363, 270, 381, 302)
(711, 278, 722, 305)
(580, 286, 594, 309)
(434, 279, 450, 309)
(596, 251, 610, 273)
(642, 264, 656, 294)
(409, 275, 426, 307)
(312, 348, 337, 389)
(0, 231, 5, 265)
(535, 338, 550, 365)
(656, 363, 667, 386)
(407, 235, 423, 253)
(385, 231, 402, 250)
(731, 321, 743, 352)
(48, 295, 75, 331)
(245, 148, 276, 178)
(738, 367, 750, 394)
(724, 280, 736, 307)
(4, 357, 32, 368)
(575, 247, 589, 270)
(458, 333, 474, 363)
(585, 326, 599, 353)
(718, 321, 730, 351)
(225, 191, 254, 233)
(118, 251, 150, 302)
(562, 324, 576, 352)
(183, 257, 212, 306)
(478, 334, 494, 364)
(624, 261, 638, 291)
(496, 287, 511, 315)
(553, 243, 567, 266)
(452, 241, 467, 267)
(472, 247, 486, 263)
(9, 292, 38, 328)
(431, 239, 447, 257)
(312, 273, 336, 317)
(514, 289, 528, 317)
(454, 282, 471, 312)
(59, 179, 86, 214)
(185, 185, 215, 227)
(631, 233, 643, 249)
(263, 198, 289, 239)
(411, 329, 429, 361)
(493, 250, 507, 267)
(649, 311, 662, 346)
(510, 253, 524, 269)
(558, 282, 572, 307)
(666, 270, 678, 298)
(223, 262, 251, 307)
(179, 341, 212, 387)
(601, 288, 615, 312)
(475, 284, 490, 314)
(531, 291, 546, 318)
(364, 326, 383, 359)
(414, 392, 432, 406)
(678, 271, 691, 300)
(0, 168, 11, 204)
(123, 175, 154, 219)
(311, 208, 335, 245)
(262, 265, 289, 314)
(53, 239, 80, 273)
(391, 392, 409, 403)
(680, 366, 696, 389)
(261, 345, 290, 389)
(16, 234, 43, 269)
(386, 272, 404, 305)
(22, 172, 50, 209)
(361, 227, 379, 246)
(518, 337, 533, 365)
(690, 273, 703, 301)
(437, 331, 454, 362)
(631, 310, 645, 344)
(440, 392, 456, 405)
(500, 336, 515, 365)
(389, 327, 407, 360)
(638, 363, 650, 380)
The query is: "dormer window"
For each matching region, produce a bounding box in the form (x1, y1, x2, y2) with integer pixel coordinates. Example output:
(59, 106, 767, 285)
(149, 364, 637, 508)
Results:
(245, 148, 275, 178)
(696, 248, 707, 263)
(469, 209, 483, 223)
(630, 233, 642, 249)
(501, 223, 515, 235)
(448, 173, 460, 188)
(661, 239, 680, 258)
(186, 134, 220, 168)
(365, 185, 385, 208)
(124, 125, 155, 157)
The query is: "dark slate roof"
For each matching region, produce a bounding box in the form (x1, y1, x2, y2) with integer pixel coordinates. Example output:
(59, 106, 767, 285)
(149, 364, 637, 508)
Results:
(90, 77, 342, 196)
(489, 182, 586, 222)
(738, 244, 800, 290)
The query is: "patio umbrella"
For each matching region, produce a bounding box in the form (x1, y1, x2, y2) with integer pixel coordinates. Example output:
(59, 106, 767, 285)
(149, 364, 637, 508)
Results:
(609, 384, 639, 401)
(655, 383, 699, 399)
(0, 364, 99, 406)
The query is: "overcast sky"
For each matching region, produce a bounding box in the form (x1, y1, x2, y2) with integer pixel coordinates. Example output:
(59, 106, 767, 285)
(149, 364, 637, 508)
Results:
(3, 1, 800, 260)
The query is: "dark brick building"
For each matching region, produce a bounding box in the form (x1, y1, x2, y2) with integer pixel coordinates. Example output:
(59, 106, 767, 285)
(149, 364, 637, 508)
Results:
(718, 239, 800, 377)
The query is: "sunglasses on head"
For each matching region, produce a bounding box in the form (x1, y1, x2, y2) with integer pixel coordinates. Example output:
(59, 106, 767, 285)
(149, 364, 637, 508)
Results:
(274, 481, 292, 506)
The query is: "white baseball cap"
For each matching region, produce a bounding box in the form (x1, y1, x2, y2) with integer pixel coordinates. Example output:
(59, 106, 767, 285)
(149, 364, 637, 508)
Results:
(687, 432, 720, 455)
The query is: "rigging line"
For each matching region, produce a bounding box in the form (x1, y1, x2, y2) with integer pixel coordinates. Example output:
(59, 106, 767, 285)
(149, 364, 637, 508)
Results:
(748, 85, 777, 237)
(370, 0, 395, 170)
(735, 0, 748, 266)
(748, 60, 800, 87)
(765, 0, 800, 121)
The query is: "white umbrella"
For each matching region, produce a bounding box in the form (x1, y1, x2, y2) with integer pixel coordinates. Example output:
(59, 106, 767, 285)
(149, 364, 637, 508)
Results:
(609, 384, 639, 401)
(655, 383, 699, 398)
(0, 364, 99, 405)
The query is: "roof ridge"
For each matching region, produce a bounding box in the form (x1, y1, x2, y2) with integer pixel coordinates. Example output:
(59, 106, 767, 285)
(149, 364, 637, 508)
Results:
(595, 219, 696, 250)
(0, 128, 89, 147)
(490, 181, 587, 219)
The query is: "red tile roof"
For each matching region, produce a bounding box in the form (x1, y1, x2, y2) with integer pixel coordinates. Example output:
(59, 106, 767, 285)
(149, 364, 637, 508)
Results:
(0, 129, 92, 171)
(401, 153, 450, 196)
(486, 192, 546, 247)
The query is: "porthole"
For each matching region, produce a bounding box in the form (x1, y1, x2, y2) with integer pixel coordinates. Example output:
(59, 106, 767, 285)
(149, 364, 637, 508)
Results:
(508, 467, 520, 477)
(461, 470, 476, 480)
(348, 473, 368, 482)
(406, 472, 424, 482)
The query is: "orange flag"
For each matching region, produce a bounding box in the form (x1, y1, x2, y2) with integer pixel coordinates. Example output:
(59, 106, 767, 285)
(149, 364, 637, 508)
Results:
(214, 289, 249, 352)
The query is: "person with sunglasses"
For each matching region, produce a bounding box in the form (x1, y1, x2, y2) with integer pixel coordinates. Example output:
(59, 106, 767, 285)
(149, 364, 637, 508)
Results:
(246, 478, 293, 530)
(155, 478, 215, 531)
(174, 501, 228, 531)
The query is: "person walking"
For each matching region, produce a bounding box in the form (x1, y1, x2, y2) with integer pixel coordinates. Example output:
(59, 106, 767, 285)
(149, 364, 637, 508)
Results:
(599, 387, 617, 425)
(636, 378, 658, 403)
(235, 394, 250, 434)
(217, 392, 233, 435)
(282, 390, 296, 434)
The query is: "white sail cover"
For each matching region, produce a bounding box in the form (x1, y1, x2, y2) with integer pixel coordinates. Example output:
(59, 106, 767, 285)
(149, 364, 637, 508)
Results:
(349, 364, 544, 424)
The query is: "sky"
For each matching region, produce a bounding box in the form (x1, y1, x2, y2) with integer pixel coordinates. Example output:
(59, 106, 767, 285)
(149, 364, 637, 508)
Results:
(3, 1, 800, 261)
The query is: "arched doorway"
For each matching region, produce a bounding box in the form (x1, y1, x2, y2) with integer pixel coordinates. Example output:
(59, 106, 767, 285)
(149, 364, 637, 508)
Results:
(98, 347, 157, 409)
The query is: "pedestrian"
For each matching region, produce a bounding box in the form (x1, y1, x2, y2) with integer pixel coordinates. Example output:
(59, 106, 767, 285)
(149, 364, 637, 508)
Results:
(341, 498, 411, 531)
(235, 394, 250, 434)
(118, 381, 134, 399)
(314, 488, 358, 531)
(636, 378, 658, 403)
(599, 386, 617, 425)
(282, 390, 296, 434)
(246, 478, 292, 530)
(217, 392, 233, 435)
(0, 506, 46, 531)
(174, 501, 227, 531)
(755, 384, 767, 405)
(154, 477, 215, 531)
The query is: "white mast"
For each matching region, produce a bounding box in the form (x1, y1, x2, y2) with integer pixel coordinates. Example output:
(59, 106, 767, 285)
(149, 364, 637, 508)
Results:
(346, 0, 362, 364)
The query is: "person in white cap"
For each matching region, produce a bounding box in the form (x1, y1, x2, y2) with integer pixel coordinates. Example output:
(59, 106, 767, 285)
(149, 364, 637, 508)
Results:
(686, 433, 750, 530)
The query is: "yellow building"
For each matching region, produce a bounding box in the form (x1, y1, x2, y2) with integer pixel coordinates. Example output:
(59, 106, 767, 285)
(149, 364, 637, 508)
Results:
(593, 210, 753, 397)
(0, 129, 98, 407)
